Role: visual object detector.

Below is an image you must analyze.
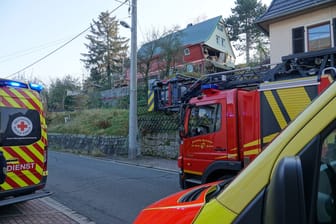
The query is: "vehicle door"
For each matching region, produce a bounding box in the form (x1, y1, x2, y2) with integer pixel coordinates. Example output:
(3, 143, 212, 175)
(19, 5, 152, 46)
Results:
(182, 102, 227, 175)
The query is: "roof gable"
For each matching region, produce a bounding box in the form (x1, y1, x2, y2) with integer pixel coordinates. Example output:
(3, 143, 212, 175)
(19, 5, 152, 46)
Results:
(256, 0, 336, 34)
(179, 16, 221, 46)
(138, 16, 222, 57)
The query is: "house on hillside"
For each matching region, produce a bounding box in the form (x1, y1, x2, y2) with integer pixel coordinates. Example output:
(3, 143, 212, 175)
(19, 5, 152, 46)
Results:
(256, 0, 336, 64)
(137, 16, 236, 79)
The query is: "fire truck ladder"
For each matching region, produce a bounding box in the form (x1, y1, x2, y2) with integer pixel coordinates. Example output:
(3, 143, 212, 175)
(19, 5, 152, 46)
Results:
(152, 47, 336, 112)
(181, 47, 336, 105)
(151, 74, 197, 112)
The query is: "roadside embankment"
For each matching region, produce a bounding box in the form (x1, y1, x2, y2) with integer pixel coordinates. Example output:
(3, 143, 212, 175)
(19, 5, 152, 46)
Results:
(48, 132, 179, 159)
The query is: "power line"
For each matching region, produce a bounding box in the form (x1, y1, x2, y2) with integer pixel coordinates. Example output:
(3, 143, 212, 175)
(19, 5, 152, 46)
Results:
(0, 38, 68, 62)
(5, 0, 129, 79)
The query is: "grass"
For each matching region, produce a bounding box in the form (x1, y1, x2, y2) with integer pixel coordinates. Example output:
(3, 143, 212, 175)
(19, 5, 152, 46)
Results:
(47, 108, 129, 136)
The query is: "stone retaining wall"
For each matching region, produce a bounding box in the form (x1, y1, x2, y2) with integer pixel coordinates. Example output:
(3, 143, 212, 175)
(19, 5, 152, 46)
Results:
(48, 134, 128, 155)
(140, 132, 179, 159)
(48, 132, 179, 159)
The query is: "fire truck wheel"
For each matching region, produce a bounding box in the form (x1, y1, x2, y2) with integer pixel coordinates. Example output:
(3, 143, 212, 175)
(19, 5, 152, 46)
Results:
(0, 151, 7, 184)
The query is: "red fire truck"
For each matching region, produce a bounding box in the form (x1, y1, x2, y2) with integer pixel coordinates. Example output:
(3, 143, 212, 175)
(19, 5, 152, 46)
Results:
(151, 47, 336, 188)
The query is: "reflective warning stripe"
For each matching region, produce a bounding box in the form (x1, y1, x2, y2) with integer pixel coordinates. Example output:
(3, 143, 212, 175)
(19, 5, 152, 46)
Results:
(263, 133, 279, 144)
(277, 87, 311, 120)
(261, 85, 317, 147)
(2, 146, 45, 191)
(22, 170, 40, 184)
(148, 89, 154, 112)
(263, 91, 287, 129)
(0, 87, 47, 191)
(0, 88, 43, 112)
(184, 169, 203, 176)
(5, 173, 25, 189)
(243, 148, 260, 156)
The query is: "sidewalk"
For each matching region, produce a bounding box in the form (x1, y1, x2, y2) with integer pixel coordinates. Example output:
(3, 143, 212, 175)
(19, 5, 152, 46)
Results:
(0, 197, 94, 224)
(109, 155, 179, 172)
(0, 156, 178, 224)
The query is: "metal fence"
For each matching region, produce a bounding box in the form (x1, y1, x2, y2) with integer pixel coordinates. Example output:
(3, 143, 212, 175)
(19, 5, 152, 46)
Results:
(88, 85, 179, 133)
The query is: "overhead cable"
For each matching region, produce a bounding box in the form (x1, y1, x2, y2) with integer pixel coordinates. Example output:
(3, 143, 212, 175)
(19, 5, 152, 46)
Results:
(5, 0, 129, 79)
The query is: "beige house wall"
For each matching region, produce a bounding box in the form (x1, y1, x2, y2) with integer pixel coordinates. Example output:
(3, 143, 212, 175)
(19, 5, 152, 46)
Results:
(269, 6, 336, 64)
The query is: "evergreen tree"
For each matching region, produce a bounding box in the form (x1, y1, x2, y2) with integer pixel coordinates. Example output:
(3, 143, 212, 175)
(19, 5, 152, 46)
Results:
(81, 11, 129, 89)
(225, 0, 268, 64)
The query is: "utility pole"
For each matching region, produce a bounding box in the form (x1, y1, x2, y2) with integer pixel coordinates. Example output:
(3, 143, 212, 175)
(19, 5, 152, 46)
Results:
(128, 0, 137, 159)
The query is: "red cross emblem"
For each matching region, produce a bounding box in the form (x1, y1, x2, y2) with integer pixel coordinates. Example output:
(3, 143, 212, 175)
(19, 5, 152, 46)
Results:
(17, 121, 28, 132)
(11, 116, 33, 136)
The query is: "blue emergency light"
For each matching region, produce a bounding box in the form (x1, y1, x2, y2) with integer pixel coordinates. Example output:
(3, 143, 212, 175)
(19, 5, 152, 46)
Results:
(201, 83, 220, 96)
(29, 83, 44, 92)
(0, 80, 28, 89)
(201, 84, 219, 90)
(0, 79, 43, 92)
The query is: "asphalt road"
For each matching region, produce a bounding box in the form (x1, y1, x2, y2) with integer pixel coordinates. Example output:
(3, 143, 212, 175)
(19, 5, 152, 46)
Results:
(45, 151, 181, 224)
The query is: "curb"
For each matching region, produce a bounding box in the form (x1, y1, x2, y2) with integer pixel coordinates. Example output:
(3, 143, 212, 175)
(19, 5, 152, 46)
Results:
(110, 158, 179, 173)
(40, 197, 95, 224)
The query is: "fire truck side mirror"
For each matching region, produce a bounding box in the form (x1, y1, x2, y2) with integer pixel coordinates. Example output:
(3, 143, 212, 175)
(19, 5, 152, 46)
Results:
(179, 126, 186, 138)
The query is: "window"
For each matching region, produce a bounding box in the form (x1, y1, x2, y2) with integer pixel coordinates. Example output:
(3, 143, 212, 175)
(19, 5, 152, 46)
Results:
(308, 22, 331, 51)
(187, 104, 221, 137)
(217, 24, 224, 32)
(221, 38, 225, 47)
(0, 107, 41, 146)
(292, 26, 305, 53)
(184, 48, 190, 56)
(216, 35, 220, 45)
(317, 127, 336, 223)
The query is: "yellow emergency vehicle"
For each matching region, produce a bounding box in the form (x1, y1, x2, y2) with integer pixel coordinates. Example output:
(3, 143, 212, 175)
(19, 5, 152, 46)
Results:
(0, 79, 51, 206)
(134, 69, 336, 223)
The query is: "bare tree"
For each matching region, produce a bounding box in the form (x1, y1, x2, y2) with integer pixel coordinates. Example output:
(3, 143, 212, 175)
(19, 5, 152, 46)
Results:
(137, 27, 162, 85)
(158, 26, 183, 79)
(138, 25, 183, 86)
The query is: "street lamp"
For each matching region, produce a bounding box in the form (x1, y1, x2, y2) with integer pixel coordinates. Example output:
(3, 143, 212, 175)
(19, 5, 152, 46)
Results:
(120, 0, 137, 160)
(120, 21, 131, 29)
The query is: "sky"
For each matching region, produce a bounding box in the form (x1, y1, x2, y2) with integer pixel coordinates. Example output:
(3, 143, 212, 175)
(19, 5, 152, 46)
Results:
(0, 0, 272, 87)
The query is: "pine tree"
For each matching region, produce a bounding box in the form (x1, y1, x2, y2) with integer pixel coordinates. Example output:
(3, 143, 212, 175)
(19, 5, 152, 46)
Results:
(81, 11, 129, 89)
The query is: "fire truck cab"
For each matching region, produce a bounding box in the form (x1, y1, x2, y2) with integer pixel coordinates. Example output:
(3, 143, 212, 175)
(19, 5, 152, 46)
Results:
(173, 48, 336, 189)
(179, 72, 333, 188)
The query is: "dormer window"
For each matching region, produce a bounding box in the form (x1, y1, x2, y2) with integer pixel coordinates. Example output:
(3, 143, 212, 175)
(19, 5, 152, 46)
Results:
(184, 48, 190, 56)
